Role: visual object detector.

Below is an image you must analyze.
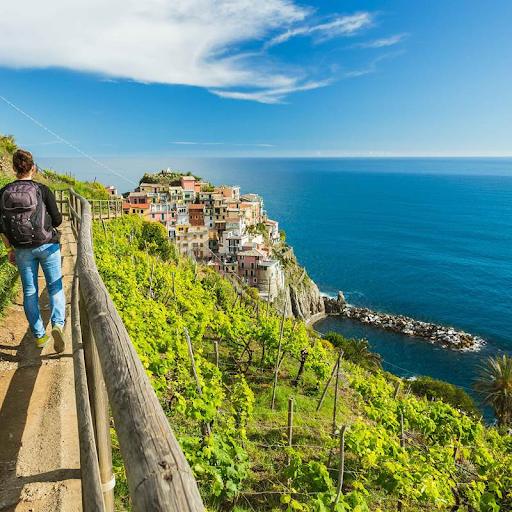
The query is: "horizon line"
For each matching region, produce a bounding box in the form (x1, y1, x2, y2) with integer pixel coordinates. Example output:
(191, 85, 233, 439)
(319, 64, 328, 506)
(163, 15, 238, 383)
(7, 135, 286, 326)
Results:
(35, 153, 512, 159)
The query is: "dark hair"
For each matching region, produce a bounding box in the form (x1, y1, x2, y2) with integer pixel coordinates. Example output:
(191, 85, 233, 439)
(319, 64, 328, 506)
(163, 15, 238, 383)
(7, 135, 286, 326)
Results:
(12, 150, 34, 177)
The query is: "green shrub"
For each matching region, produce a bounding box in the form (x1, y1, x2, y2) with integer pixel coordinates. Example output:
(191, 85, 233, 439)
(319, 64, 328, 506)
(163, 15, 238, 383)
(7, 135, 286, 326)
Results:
(409, 376, 480, 417)
(139, 220, 176, 262)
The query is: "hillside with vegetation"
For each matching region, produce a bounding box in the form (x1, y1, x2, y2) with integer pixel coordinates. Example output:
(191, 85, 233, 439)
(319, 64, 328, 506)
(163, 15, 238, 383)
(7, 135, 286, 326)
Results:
(93, 214, 512, 512)
(140, 169, 204, 186)
(0, 135, 109, 198)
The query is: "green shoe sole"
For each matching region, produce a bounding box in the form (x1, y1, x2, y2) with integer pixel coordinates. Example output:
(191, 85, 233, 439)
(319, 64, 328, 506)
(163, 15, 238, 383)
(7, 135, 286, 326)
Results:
(36, 335, 50, 348)
(52, 325, 65, 354)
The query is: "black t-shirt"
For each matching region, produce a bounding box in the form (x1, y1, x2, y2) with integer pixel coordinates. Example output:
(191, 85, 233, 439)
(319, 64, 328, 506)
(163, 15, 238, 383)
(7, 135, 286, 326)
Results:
(0, 180, 62, 248)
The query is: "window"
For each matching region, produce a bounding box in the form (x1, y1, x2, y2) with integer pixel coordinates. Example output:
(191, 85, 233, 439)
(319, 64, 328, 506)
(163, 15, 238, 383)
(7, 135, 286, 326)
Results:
(152, 214, 155, 219)
(253, 278, 257, 284)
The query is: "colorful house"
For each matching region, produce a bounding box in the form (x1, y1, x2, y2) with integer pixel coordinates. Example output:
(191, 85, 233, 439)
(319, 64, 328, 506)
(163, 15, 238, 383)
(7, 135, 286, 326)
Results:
(188, 203, 205, 226)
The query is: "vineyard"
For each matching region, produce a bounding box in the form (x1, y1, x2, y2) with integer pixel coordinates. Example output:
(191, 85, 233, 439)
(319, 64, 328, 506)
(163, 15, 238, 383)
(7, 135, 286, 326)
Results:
(92, 215, 511, 511)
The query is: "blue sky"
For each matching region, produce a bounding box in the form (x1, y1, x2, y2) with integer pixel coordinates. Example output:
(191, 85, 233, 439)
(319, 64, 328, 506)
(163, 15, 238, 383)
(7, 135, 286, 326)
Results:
(0, 0, 511, 157)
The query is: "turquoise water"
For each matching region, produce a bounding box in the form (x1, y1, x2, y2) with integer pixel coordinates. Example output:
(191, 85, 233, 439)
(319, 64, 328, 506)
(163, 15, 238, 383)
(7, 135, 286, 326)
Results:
(40, 157, 512, 398)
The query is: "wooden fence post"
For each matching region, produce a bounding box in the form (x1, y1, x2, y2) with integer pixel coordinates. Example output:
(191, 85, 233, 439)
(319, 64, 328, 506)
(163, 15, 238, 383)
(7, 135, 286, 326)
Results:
(214, 340, 219, 368)
(287, 398, 294, 448)
(332, 352, 342, 435)
(79, 289, 115, 511)
(271, 298, 287, 410)
(266, 279, 271, 317)
(71, 273, 105, 512)
(331, 425, 346, 511)
(317, 350, 342, 412)
(183, 327, 212, 436)
(400, 411, 406, 449)
(393, 380, 402, 399)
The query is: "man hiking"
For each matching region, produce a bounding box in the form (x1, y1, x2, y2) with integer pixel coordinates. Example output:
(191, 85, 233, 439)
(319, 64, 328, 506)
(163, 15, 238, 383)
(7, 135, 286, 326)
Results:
(0, 149, 65, 352)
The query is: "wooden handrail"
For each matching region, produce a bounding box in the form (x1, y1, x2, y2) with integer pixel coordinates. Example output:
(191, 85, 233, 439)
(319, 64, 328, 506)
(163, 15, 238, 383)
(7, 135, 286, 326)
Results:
(71, 271, 105, 511)
(62, 189, 204, 511)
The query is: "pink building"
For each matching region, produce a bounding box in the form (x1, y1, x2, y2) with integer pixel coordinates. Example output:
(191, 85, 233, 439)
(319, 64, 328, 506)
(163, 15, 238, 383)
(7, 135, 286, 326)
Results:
(181, 176, 196, 191)
(237, 249, 266, 286)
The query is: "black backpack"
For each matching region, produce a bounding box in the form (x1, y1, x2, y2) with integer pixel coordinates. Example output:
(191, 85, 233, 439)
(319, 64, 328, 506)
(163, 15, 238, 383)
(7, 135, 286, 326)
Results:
(0, 181, 53, 246)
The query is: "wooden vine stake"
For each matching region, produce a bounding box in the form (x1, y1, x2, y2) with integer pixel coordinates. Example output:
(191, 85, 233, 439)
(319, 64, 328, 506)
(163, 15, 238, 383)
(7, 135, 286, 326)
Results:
(331, 425, 347, 512)
(327, 349, 344, 469)
(332, 351, 342, 435)
(271, 296, 287, 410)
(183, 327, 212, 437)
(266, 279, 271, 317)
(287, 397, 294, 447)
(214, 340, 219, 368)
(393, 380, 402, 399)
(317, 349, 343, 412)
(172, 271, 176, 300)
(400, 411, 406, 449)
(149, 261, 155, 298)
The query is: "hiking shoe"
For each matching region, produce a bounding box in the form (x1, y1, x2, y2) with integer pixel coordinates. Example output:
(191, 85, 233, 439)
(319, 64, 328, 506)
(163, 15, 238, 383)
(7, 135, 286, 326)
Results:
(36, 334, 50, 348)
(52, 324, 65, 354)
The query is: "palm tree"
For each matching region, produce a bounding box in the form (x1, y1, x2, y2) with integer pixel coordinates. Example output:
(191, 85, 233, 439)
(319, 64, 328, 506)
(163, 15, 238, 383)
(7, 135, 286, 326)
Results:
(350, 338, 383, 370)
(474, 354, 512, 426)
(323, 332, 382, 371)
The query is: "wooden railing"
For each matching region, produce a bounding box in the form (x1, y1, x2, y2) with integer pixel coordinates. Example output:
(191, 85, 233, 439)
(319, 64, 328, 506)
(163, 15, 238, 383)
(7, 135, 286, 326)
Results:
(55, 189, 204, 512)
(90, 199, 124, 221)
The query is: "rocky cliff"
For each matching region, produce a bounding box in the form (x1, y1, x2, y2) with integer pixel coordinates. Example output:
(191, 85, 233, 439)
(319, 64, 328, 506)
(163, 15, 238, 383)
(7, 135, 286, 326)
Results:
(273, 244, 325, 324)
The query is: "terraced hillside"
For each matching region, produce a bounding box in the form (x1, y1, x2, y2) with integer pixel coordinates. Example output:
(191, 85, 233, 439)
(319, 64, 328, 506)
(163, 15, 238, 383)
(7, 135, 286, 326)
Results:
(94, 215, 512, 512)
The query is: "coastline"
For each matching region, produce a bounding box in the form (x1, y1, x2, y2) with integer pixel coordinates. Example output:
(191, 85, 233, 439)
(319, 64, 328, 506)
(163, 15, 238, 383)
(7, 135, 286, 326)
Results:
(305, 310, 327, 327)
(314, 292, 485, 351)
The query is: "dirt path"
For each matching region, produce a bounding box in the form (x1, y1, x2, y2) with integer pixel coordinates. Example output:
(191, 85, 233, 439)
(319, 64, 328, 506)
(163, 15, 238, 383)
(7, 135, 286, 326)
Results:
(0, 223, 82, 512)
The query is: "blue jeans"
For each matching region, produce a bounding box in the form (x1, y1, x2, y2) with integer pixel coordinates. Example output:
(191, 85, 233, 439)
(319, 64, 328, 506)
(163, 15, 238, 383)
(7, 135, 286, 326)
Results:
(14, 243, 65, 339)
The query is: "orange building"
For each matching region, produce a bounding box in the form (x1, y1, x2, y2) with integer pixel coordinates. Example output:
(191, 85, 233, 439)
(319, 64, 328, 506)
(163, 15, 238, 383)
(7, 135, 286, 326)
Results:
(188, 203, 205, 226)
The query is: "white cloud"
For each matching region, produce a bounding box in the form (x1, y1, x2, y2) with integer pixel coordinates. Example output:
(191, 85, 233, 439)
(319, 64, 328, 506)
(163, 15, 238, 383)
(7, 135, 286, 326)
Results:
(343, 51, 406, 79)
(265, 12, 374, 48)
(0, 1, 380, 102)
(172, 141, 275, 147)
(352, 33, 408, 49)
(0, 0, 308, 90)
(210, 79, 332, 104)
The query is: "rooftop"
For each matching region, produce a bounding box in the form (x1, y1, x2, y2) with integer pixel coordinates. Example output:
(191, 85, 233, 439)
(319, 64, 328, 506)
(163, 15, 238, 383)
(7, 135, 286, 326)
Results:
(239, 249, 266, 258)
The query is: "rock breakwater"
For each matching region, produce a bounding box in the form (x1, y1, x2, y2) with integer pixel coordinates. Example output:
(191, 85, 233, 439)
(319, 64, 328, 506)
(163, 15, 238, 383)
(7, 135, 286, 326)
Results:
(323, 292, 484, 350)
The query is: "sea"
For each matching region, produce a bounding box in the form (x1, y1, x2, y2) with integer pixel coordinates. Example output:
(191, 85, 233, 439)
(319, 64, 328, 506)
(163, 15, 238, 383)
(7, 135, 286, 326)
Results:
(39, 156, 512, 406)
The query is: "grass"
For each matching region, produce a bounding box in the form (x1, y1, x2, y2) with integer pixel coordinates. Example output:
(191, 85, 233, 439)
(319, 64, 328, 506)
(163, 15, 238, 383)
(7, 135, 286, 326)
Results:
(0, 155, 108, 200)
